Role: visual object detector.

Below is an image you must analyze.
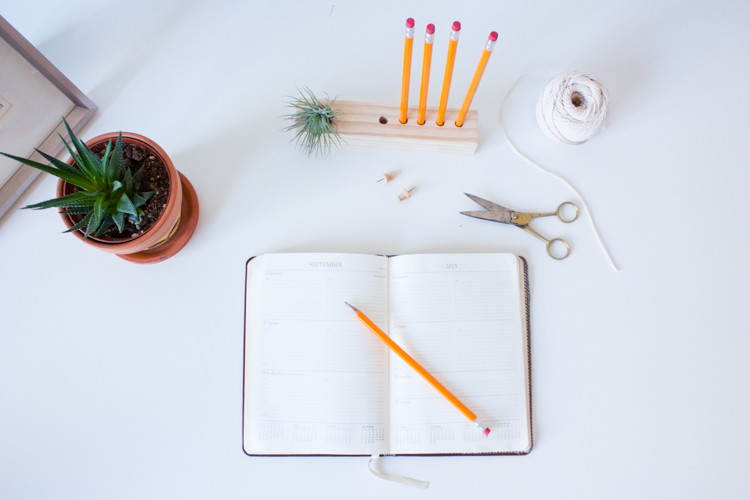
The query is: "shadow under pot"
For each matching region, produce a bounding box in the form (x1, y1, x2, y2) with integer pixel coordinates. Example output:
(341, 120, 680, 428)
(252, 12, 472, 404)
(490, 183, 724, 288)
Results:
(56, 132, 199, 264)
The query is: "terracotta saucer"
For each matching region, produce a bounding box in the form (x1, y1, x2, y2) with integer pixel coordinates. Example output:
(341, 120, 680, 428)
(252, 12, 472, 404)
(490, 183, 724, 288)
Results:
(117, 172, 199, 264)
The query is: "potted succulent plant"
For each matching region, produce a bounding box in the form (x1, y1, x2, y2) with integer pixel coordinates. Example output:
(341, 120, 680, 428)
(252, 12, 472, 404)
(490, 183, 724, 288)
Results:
(0, 119, 199, 263)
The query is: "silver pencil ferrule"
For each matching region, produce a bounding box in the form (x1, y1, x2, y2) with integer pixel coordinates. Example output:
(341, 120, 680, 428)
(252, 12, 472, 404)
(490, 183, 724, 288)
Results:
(425, 32, 434, 44)
(405, 27, 415, 39)
(485, 39, 497, 51)
(450, 30, 460, 42)
(473, 418, 487, 433)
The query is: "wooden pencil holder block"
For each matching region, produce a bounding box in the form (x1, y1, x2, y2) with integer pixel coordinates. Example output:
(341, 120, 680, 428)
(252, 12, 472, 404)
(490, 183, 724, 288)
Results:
(330, 101, 479, 155)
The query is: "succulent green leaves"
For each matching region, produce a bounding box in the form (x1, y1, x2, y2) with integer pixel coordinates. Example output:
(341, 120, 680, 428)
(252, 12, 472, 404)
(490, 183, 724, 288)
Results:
(23, 191, 98, 210)
(131, 191, 154, 209)
(116, 194, 137, 218)
(107, 133, 123, 183)
(0, 118, 157, 239)
(0, 152, 97, 191)
(85, 198, 104, 239)
(113, 212, 125, 233)
(63, 211, 93, 233)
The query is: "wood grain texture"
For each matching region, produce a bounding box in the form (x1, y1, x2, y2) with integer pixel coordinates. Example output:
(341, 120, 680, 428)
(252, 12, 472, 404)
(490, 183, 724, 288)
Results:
(330, 101, 478, 155)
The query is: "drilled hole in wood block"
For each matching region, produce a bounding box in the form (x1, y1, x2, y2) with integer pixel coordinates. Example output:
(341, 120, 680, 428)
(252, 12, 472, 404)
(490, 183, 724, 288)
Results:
(330, 101, 478, 155)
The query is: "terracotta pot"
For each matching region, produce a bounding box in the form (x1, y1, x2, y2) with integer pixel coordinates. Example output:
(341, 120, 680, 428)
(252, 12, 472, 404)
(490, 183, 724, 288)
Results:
(56, 132, 198, 262)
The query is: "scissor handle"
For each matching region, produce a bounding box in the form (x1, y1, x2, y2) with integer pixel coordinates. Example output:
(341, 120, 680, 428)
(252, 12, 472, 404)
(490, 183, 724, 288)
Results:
(546, 238, 570, 260)
(511, 202, 579, 225)
(520, 225, 571, 260)
(556, 202, 579, 223)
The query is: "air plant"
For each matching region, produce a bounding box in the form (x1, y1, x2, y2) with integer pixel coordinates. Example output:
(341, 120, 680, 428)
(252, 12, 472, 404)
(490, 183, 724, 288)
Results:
(283, 87, 343, 157)
(0, 119, 154, 239)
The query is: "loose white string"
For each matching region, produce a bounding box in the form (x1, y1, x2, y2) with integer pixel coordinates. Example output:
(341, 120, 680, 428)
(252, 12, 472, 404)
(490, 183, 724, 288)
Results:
(368, 454, 429, 489)
(500, 73, 620, 272)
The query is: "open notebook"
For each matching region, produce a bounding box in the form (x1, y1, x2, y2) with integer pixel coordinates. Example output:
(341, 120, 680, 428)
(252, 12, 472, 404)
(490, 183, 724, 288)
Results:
(243, 253, 532, 456)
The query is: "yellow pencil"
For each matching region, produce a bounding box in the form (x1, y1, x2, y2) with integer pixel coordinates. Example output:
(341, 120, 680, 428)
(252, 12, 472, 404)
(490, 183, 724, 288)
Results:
(436, 21, 461, 126)
(399, 18, 416, 124)
(417, 23, 435, 125)
(346, 302, 491, 436)
(455, 31, 498, 128)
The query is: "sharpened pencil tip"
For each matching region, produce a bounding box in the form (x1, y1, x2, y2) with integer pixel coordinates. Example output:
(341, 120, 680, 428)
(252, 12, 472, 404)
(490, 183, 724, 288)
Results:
(344, 302, 360, 313)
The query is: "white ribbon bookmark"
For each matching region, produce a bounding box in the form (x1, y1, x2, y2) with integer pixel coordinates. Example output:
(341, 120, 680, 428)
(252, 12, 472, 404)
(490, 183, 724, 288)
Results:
(368, 454, 430, 489)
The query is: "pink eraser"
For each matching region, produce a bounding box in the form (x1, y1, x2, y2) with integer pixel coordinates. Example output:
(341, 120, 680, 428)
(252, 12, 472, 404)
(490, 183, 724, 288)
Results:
(483, 428, 491, 436)
(489, 31, 498, 41)
(406, 18, 415, 28)
(426, 23, 435, 34)
(452, 21, 461, 31)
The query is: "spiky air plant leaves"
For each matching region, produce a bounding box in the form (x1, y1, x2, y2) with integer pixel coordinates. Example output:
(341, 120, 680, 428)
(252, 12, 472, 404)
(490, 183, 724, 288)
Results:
(283, 87, 344, 157)
(0, 118, 154, 239)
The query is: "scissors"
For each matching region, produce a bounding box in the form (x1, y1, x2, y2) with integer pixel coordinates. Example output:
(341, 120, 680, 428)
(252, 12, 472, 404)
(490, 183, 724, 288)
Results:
(461, 193, 579, 260)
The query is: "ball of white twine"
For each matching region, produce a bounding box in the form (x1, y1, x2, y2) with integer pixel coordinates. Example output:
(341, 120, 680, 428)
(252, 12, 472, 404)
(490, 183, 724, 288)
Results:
(536, 71, 609, 145)
(500, 72, 619, 271)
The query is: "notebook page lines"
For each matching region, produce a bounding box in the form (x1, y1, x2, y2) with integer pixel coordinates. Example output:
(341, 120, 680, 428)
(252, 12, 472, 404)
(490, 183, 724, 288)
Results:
(388, 254, 529, 454)
(245, 254, 390, 455)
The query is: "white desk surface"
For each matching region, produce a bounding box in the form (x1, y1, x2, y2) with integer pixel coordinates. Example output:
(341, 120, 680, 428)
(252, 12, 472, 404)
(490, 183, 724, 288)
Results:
(2, 1, 749, 498)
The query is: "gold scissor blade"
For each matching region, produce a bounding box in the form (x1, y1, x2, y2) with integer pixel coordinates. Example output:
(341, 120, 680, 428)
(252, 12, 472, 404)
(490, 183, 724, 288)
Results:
(461, 211, 512, 224)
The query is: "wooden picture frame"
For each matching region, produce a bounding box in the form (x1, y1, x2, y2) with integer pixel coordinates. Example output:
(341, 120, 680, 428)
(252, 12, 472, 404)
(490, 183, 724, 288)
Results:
(0, 15, 97, 220)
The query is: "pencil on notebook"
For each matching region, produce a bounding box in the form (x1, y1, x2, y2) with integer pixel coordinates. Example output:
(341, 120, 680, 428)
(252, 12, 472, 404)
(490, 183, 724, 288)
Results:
(400, 18, 416, 124)
(455, 31, 498, 127)
(345, 302, 491, 436)
(417, 23, 435, 125)
(436, 21, 461, 126)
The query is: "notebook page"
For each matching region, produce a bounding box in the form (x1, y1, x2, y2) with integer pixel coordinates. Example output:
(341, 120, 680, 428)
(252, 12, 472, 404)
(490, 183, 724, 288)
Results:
(244, 254, 390, 455)
(388, 254, 530, 454)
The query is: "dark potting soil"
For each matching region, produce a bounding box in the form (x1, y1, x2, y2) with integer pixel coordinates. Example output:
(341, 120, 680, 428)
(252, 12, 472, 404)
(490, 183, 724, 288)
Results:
(72, 142, 170, 240)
